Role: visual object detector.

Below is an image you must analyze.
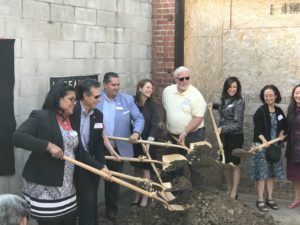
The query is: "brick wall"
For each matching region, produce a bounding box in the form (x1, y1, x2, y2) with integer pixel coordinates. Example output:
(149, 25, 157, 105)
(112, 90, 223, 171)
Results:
(152, 0, 176, 117)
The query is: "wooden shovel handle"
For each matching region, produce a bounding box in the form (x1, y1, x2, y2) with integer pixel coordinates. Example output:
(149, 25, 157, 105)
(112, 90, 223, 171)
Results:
(62, 156, 176, 210)
(110, 170, 165, 190)
(108, 136, 191, 153)
(250, 136, 286, 153)
(105, 155, 169, 166)
(208, 107, 226, 164)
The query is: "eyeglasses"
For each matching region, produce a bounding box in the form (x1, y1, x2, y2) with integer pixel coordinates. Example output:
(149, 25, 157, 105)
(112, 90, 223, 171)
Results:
(177, 76, 190, 82)
(67, 97, 77, 104)
(93, 95, 100, 99)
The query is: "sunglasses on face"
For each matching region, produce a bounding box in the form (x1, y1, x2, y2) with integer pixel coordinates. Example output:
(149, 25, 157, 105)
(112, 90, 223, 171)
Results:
(177, 76, 190, 82)
(93, 95, 100, 99)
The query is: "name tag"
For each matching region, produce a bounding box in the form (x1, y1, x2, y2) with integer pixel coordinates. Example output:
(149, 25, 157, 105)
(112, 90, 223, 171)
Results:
(116, 106, 123, 110)
(94, 123, 103, 129)
(277, 114, 284, 121)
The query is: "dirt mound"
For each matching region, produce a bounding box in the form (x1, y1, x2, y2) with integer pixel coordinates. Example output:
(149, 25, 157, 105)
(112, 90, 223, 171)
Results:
(99, 188, 276, 225)
(99, 144, 278, 225)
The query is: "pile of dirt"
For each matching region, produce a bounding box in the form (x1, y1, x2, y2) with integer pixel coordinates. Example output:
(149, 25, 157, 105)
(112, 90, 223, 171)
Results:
(99, 143, 279, 225)
(99, 188, 277, 225)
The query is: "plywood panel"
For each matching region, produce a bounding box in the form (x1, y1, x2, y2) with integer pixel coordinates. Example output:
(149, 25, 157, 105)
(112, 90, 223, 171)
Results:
(229, 0, 300, 29)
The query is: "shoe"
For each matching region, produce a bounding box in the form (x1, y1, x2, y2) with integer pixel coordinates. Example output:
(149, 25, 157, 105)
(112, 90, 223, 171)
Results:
(256, 201, 269, 212)
(106, 211, 118, 221)
(230, 193, 238, 200)
(266, 199, 279, 210)
(288, 199, 300, 209)
(235, 193, 239, 200)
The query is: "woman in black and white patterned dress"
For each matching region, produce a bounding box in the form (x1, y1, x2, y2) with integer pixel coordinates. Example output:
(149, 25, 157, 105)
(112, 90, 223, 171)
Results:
(13, 82, 78, 225)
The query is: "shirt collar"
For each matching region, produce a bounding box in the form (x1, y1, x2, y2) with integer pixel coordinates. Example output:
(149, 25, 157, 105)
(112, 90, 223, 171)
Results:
(80, 101, 94, 117)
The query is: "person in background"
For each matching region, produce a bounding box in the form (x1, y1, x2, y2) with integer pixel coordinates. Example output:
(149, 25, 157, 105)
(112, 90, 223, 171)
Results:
(162, 66, 207, 148)
(131, 79, 158, 207)
(0, 194, 30, 225)
(286, 84, 300, 209)
(96, 72, 144, 220)
(209, 76, 245, 199)
(250, 85, 286, 212)
(70, 79, 112, 225)
(13, 82, 78, 225)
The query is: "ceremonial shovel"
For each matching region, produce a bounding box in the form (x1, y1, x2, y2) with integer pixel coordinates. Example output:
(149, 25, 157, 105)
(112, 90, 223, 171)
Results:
(63, 156, 184, 211)
(208, 106, 235, 168)
(232, 136, 286, 159)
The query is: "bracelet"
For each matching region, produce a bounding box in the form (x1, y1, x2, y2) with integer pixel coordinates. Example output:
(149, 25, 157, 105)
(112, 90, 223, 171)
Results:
(181, 131, 187, 137)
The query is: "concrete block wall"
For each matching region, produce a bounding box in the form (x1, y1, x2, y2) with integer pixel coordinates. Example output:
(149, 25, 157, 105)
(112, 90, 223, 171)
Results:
(0, 0, 152, 195)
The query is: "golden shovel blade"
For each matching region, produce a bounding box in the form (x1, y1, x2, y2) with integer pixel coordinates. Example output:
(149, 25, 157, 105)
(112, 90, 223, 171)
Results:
(162, 154, 188, 170)
(190, 141, 212, 150)
(232, 148, 255, 159)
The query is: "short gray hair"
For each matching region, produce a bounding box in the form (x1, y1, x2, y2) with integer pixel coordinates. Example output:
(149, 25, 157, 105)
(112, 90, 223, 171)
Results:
(0, 194, 30, 225)
(173, 66, 191, 78)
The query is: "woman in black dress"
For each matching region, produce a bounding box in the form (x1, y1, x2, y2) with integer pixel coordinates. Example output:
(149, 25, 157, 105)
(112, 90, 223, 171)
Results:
(132, 79, 158, 207)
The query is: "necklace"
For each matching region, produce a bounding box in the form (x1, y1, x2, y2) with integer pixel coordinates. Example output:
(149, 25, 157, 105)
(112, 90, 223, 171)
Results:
(56, 115, 72, 131)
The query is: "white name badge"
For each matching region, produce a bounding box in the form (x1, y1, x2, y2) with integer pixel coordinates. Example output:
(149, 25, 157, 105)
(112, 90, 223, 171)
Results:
(94, 123, 103, 129)
(277, 114, 284, 121)
(116, 106, 123, 110)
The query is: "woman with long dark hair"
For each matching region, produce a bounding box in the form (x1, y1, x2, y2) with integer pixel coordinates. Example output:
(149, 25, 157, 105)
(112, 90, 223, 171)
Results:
(131, 79, 158, 207)
(286, 84, 300, 209)
(13, 82, 78, 225)
(210, 76, 245, 199)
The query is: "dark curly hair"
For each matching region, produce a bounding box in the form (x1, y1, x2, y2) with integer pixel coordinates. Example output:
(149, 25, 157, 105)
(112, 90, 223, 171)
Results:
(259, 84, 282, 104)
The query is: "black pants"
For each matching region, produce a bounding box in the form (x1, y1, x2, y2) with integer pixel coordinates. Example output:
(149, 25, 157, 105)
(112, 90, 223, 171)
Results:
(77, 170, 100, 225)
(37, 213, 76, 225)
(104, 148, 124, 214)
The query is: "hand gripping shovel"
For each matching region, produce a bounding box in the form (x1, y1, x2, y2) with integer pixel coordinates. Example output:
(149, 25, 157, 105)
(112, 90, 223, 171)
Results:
(232, 136, 286, 159)
(63, 156, 184, 211)
(208, 106, 235, 168)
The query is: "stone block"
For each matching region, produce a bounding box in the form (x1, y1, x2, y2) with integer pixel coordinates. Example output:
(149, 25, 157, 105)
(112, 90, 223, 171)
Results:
(97, 10, 116, 27)
(117, 0, 125, 12)
(140, 2, 152, 18)
(116, 13, 135, 29)
(15, 58, 37, 78)
(133, 16, 150, 32)
(115, 44, 130, 58)
(75, 8, 96, 25)
(39, 0, 63, 3)
(87, 0, 106, 10)
(85, 26, 105, 42)
(34, 21, 61, 40)
(105, 27, 115, 43)
(139, 59, 151, 73)
(22, 40, 49, 58)
(115, 28, 125, 43)
(94, 59, 105, 74)
(0, 0, 21, 18)
(106, 0, 117, 11)
(50, 4, 74, 23)
(14, 39, 22, 58)
(75, 42, 95, 58)
(131, 44, 148, 58)
(23, 0, 49, 21)
(50, 40, 73, 58)
(125, 0, 141, 15)
(64, 0, 87, 7)
(4, 18, 34, 38)
(18, 77, 48, 97)
(96, 43, 114, 58)
(103, 58, 124, 73)
(62, 23, 85, 41)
